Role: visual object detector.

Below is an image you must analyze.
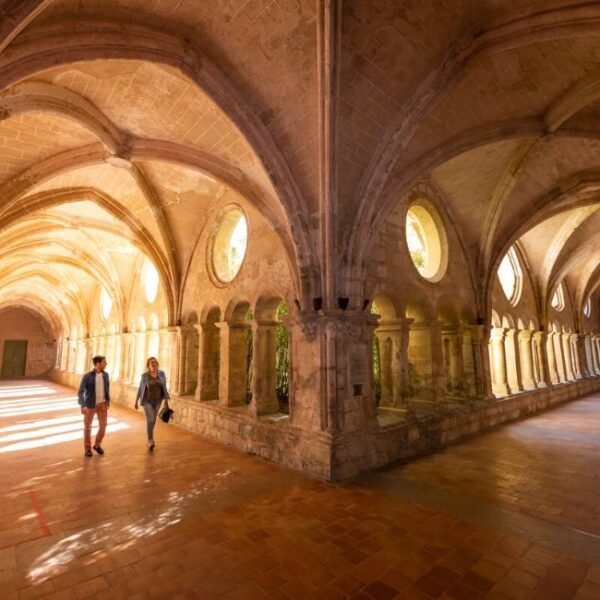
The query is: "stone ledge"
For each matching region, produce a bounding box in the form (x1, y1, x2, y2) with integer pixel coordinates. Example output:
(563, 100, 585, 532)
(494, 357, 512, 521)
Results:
(48, 369, 600, 482)
(331, 377, 600, 480)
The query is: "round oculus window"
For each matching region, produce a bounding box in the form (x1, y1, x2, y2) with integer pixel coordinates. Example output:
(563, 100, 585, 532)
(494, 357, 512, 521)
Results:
(405, 201, 448, 282)
(211, 207, 248, 283)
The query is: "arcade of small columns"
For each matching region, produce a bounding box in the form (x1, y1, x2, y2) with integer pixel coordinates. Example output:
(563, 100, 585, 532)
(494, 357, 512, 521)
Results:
(352, 305, 600, 417)
(488, 325, 600, 397)
(56, 299, 288, 418)
(373, 318, 486, 413)
(55, 303, 600, 425)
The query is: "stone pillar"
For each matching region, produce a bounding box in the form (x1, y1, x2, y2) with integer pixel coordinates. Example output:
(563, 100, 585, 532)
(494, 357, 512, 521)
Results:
(504, 328, 523, 393)
(489, 327, 510, 397)
(584, 335, 594, 375)
(561, 333, 575, 381)
(64, 337, 73, 372)
(442, 325, 465, 395)
(430, 320, 447, 407)
(175, 326, 198, 396)
(55, 338, 63, 369)
(248, 320, 280, 416)
(61, 337, 69, 371)
(288, 310, 378, 436)
(546, 332, 560, 384)
(470, 325, 492, 399)
(127, 334, 137, 384)
(532, 331, 551, 387)
(217, 321, 250, 407)
(105, 335, 116, 378)
(570, 334, 582, 379)
(134, 332, 146, 383)
(518, 330, 536, 390)
(119, 332, 132, 383)
(374, 318, 413, 410)
(554, 333, 568, 382)
(592, 336, 600, 375)
(408, 320, 446, 409)
(83, 337, 93, 373)
(157, 327, 175, 385)
(195, 322, 221, 401)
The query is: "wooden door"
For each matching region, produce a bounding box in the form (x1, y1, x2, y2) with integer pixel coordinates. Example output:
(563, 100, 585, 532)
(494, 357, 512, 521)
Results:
(1, 340, 28, 378)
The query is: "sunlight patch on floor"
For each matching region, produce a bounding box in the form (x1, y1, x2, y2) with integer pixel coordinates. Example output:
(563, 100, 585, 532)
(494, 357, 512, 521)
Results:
(28, 470, 232, 583)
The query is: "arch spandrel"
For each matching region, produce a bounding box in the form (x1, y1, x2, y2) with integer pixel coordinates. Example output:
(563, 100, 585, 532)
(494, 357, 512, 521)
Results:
(0, 25, 319, 303)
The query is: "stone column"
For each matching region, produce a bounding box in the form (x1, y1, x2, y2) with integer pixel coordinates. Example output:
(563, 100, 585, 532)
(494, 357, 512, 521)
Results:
(375, 318, 413, 410)
(60, 337, 69, 371)
(532, 331, 551, 387)
(584, 335, 594, 375)
(570, 334, 582, 379)
(82, 337, 93, 373)
(470, 325, 492, 399)
(408, 320, 446, 409)
(248, 320, 280, 416)
(518, 330, 536, 390)
(546, 332, 560, 384)
(157, 327, 176, 385)
(64, 337, 73, 372)
(442, 324, 465, 395)
(177, 326, 198, 396)
(127, 334, 137, 384)
(119, 332, 132, 383)
(555, 333, 568, 382)
(105, 335, 116, 378)
(489, 327, 510, 397)
(561, 333, 575, 381)
(288, 310, 378, 435)
(375, 330, 393, 406)
(194, 322, 221, 401)
(217, 320, 251, 407)
(55, 338, 63, 369)
(593, 336, 600, 375)
(430, 320, 447, 407)
(134, 332, 146, 383)
(504, 328, 524, 393)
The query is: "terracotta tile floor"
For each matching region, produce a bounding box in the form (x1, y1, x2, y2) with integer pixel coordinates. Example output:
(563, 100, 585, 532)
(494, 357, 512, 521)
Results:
(1, 381, 599, 599)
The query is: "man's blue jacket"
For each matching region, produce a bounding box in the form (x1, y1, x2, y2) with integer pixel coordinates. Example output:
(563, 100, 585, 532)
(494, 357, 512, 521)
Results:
(78, 370, 111, 408)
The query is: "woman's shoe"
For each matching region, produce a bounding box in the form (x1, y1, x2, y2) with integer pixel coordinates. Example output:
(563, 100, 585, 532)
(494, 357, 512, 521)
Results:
(148, 440, 155, 451)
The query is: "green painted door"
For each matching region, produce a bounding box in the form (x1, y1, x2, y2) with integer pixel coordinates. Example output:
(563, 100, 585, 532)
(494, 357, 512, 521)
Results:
(1, 340, 28, 378)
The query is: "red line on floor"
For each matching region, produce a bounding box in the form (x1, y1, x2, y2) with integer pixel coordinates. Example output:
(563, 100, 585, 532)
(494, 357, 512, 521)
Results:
(27, 489, 51, 537)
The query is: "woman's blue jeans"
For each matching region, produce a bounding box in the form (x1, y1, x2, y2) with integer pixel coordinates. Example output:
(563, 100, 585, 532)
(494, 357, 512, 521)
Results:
(142, 401, 161, 441)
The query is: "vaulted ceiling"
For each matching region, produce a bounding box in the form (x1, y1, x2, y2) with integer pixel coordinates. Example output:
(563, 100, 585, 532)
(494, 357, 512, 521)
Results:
(0, 0, 598, 332)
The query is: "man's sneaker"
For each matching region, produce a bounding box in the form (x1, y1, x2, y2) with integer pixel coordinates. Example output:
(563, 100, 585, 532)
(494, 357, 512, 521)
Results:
(93, 445, 105, 455)
(148, 440, 155, 451)
(85, 448, 93, 457)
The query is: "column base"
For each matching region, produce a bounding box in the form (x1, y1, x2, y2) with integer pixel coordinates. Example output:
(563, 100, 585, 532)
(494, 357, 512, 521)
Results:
(248, 396, 280, 417)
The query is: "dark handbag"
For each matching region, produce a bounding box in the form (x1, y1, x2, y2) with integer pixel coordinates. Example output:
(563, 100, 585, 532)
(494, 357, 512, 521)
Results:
(158, 404, 174, 423)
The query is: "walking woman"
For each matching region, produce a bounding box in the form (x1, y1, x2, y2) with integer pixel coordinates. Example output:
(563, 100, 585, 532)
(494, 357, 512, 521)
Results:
(135, 357, 170, 450)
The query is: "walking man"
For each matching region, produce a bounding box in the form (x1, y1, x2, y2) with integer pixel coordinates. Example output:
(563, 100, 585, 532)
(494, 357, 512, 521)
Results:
(77, 355, 110, 457)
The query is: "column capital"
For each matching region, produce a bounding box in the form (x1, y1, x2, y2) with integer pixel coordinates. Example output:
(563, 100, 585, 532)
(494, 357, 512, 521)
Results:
(518, 329, 533, 341)
(289, 309, 377, 342)
(489, 327, 507, 342)
(375, 317, 414, 335)
(441, 323, 464, 335)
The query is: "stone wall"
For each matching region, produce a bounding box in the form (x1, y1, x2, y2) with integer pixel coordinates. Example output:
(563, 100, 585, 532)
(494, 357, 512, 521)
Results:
(0, 308, 55, 377)
(50, 367, 600, 481)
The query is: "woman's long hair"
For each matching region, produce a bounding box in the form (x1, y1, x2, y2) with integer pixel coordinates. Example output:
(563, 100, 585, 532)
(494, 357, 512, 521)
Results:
(146, 356, 159, 370)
